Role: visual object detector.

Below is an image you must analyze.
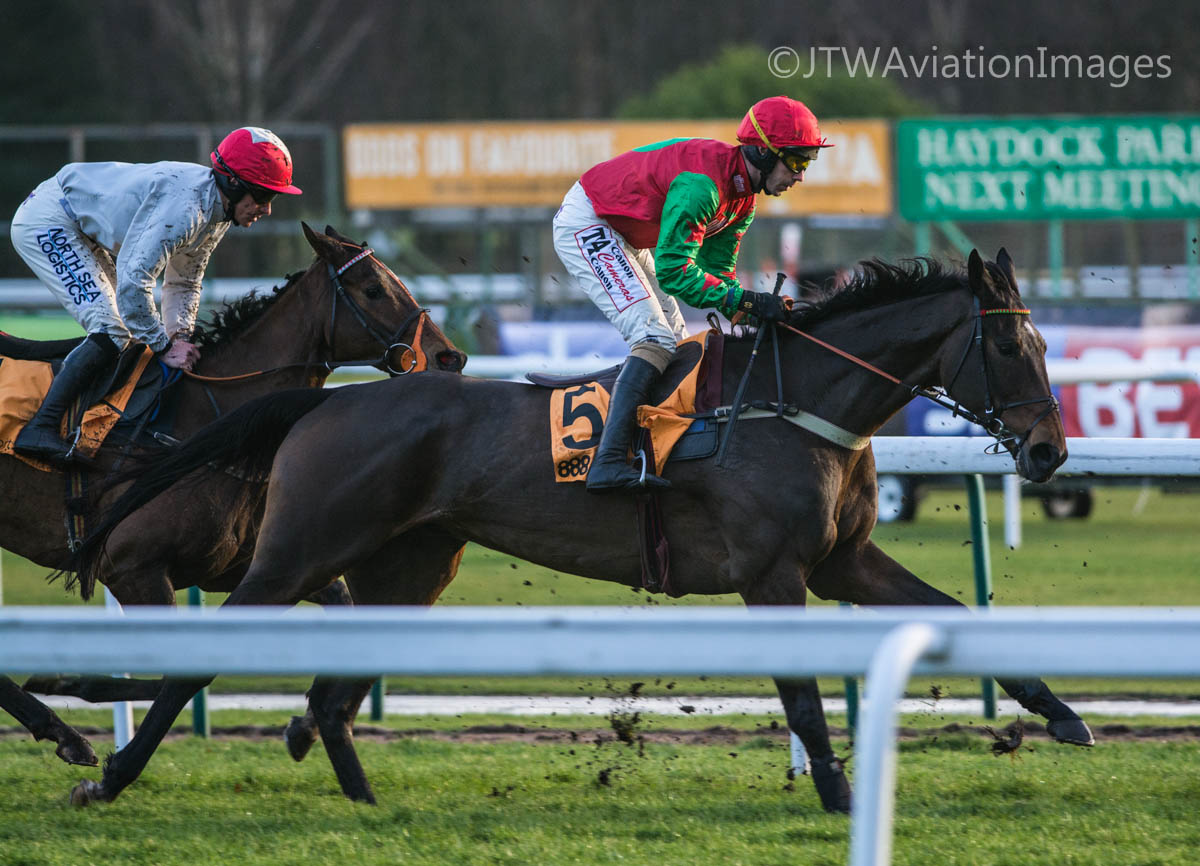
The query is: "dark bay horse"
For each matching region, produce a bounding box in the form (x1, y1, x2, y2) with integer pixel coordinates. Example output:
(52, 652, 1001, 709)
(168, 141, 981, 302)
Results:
(73, 249, 1090, 812)
(0, 223, 465, 766)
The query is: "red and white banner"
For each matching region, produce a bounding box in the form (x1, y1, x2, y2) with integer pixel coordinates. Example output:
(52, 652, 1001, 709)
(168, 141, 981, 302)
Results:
(1056, 326, 1200, 438)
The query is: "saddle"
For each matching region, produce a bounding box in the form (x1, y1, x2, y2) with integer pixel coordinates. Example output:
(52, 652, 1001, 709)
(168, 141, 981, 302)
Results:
(538, 331, 724, 485)
(0, 337, 180, 470)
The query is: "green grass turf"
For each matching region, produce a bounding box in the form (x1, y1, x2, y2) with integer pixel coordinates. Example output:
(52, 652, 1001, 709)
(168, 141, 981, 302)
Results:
(0, 732, 1197, 865)
(0, 312, 85, 341)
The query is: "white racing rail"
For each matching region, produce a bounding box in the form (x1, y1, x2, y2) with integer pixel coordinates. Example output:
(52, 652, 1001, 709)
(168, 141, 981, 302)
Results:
(3, 605, 1199, 866)
(872, 435, 1200, 476)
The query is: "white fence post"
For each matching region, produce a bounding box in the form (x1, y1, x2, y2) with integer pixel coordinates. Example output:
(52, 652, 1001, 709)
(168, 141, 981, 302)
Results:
(848, 622, 944, 866)
(1003, 474, 1022, 549)
(102, 589, 134, 749)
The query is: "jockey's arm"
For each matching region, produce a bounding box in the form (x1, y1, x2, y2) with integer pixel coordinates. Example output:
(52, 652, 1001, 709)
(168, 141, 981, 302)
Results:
(161, 232, 222, 340)
(653, 172, 754, 315)
(694, 209, 754, 303)
(115, 194, 210, 353)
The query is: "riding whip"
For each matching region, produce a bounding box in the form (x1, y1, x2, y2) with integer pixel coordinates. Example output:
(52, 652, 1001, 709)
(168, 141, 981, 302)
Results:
(716, 272, 785, 467)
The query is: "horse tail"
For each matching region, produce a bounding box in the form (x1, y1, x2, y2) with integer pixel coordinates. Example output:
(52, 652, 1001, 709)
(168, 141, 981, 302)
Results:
(71, 387, 336, 601)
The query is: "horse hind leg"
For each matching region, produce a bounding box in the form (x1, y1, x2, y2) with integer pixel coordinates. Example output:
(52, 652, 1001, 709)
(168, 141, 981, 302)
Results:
(290, 527, 466, 803)
(69, 572, 292, 806)
(0, 675, 98, 767)
(70, 675, 213, 806)
(286, 579, 358, 764)
(22, 674, 162, 702)
(304, 676, 379, 804)
(808, 539, 1094, 746)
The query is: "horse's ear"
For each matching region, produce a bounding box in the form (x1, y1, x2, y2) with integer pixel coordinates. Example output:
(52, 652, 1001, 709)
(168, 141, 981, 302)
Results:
(967, 249, 985, 295)
(995, 247, 1018, 292)
(302, 221, 341, 263)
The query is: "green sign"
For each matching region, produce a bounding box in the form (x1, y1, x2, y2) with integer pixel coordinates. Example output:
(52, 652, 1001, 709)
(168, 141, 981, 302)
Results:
(897, 116, 1200, 221)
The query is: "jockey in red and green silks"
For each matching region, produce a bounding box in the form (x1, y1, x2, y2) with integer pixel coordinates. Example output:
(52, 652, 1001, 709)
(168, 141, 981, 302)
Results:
(552, 96, 832, 493)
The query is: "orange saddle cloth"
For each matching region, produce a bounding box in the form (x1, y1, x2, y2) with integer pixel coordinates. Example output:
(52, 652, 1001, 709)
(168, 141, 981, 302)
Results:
(547, 330, 723, 483)
(0, 347, 155, 471)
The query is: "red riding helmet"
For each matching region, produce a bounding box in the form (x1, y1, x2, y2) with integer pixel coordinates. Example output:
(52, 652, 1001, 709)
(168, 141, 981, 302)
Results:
(210, 127, 303, 195)
(736, 96, 832, 154)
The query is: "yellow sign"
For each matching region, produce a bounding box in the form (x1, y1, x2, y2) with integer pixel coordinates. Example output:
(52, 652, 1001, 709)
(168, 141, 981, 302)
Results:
(343, 119, 892, 216)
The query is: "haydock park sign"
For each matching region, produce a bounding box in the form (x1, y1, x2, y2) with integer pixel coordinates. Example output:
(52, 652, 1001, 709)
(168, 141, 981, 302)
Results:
(344, 119, 892, 217)
(897, 116, 1200, 220)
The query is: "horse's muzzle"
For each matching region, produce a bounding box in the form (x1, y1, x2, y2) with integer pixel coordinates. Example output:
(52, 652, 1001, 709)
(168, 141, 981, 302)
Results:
(436, 349, 467, 372)
(1018, 440, 1067, 483)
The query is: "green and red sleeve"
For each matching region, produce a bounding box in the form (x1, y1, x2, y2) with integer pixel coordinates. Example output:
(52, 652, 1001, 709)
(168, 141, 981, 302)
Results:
(653, 172, 754, 314)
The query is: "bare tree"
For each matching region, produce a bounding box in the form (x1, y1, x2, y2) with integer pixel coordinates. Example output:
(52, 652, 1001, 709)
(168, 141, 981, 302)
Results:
(145, 0, 376, 121)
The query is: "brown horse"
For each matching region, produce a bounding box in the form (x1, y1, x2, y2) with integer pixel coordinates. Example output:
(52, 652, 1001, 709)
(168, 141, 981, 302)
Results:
(0, 223, 465, 766)
(73, 249, 1090, 812)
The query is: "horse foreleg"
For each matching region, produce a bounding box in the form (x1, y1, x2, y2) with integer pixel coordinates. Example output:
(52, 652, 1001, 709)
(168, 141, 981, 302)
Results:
(991, 680, 1093, 745)
(772, 676, 851, 813)
(740, 574, 850, 815)
(285, 579, 358, 765)
(0, 675, 97, 766)
(808, 539, 1093, 745)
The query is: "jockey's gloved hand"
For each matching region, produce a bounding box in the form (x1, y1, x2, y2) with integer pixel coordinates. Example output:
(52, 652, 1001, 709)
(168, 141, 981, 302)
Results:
(158, 339, 201, 371)
(736, 290, 790, 323)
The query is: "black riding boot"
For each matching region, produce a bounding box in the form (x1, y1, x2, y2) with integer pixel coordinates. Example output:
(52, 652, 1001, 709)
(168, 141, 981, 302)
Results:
(586, 356, 670, 493)
(14, 334, 118, 465)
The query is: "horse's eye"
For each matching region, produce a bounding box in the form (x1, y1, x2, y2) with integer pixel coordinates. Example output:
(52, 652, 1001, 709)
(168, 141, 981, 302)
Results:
(363, 285, 383, 300)
(996, 341, 1017, 357)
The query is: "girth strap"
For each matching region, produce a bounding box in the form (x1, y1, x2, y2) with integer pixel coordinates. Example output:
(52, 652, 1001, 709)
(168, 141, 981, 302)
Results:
(703, 402, 871, 451)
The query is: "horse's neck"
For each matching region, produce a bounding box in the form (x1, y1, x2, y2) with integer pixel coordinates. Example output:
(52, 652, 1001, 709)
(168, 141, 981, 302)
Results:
(786, 289, 972, 437)
(173, 275, 330, 434)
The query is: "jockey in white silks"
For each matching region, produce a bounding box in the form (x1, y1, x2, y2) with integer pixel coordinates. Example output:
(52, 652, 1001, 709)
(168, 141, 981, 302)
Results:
(9, 126, 302, 465)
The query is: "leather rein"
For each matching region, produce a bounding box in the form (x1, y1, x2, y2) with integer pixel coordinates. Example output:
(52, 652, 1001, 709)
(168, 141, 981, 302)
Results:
(775, 294, 1060, 455)
(183, 241, 430, 384)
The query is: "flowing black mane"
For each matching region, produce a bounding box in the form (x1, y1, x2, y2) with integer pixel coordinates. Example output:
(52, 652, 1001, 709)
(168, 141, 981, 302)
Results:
(191, 268, 308, 348)
(793, 257, 971, 326)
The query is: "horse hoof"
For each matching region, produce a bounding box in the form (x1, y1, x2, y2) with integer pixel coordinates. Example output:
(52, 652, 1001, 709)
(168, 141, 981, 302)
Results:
(1047, 718, 1095, 747)
(284, 715, 319, 762)
(55, 737, 99, 767)
(70, 779, 104, 807)
(811, 756, 852, 814)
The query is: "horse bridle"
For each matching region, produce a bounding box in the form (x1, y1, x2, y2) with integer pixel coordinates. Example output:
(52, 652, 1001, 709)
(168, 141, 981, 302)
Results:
(776, 293, 1059, 455)
(326, 244, 429, 376)
(935, 295, 1060, 456)
(183, 241, 432, 386)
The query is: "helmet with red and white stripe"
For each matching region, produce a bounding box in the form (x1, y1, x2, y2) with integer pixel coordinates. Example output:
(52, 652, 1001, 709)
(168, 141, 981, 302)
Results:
(211, 127, 302, 195)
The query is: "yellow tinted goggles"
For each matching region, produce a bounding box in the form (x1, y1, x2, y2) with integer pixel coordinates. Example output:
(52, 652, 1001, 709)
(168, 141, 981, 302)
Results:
(779, 151, 814, 173)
